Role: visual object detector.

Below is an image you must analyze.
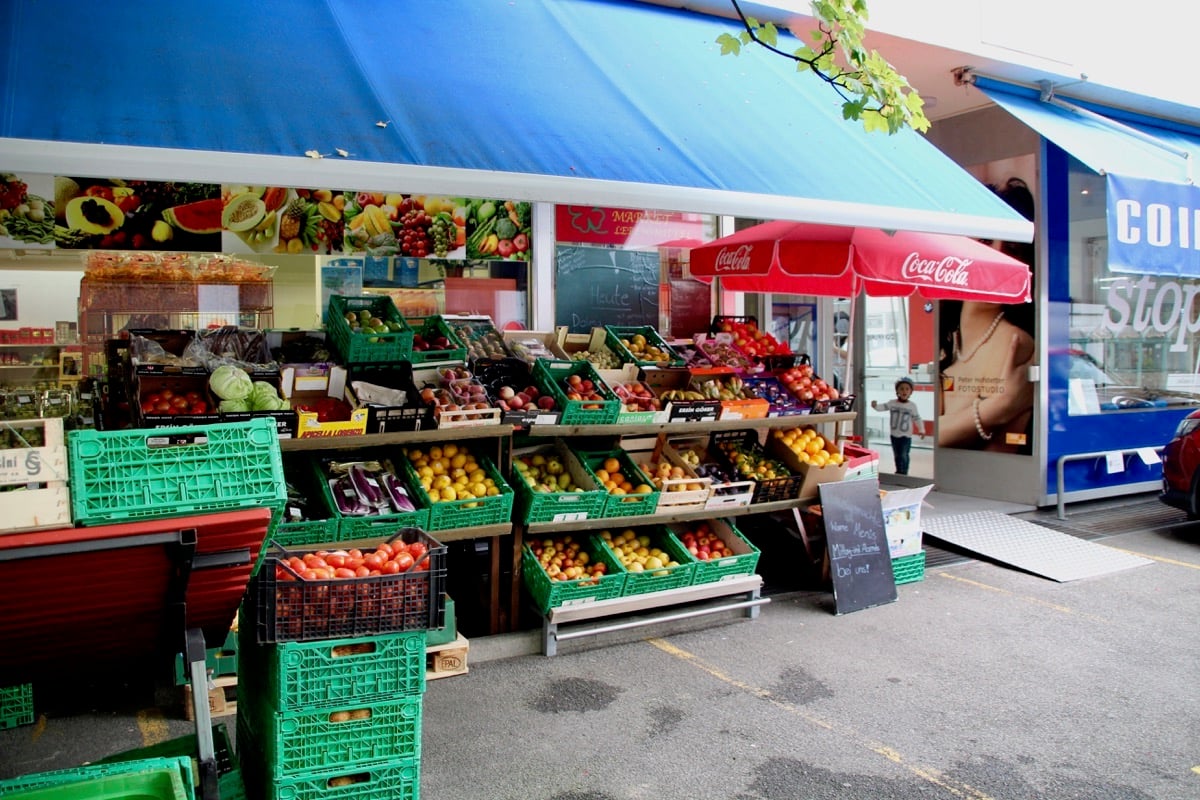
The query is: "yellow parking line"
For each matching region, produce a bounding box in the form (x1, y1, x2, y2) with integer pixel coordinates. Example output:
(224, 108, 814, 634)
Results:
(1105, 548, 1200, 570)
(647, 637, 996, 800)
(136, 708, 169, 746)
(937, 573, 1111, 624)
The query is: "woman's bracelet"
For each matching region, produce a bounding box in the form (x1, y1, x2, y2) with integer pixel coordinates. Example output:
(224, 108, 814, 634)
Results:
(973, 396, 993, 441)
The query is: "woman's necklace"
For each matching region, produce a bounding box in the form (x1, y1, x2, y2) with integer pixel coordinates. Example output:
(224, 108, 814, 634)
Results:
(954, 311, 1005, 364)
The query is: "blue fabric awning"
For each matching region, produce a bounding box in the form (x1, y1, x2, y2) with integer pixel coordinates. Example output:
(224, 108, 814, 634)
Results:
(0, 0, 1031, 240)
(976, 77, 1200, 275)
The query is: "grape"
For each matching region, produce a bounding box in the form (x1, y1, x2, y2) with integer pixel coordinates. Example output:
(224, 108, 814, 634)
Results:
(430, 215, 454, 257)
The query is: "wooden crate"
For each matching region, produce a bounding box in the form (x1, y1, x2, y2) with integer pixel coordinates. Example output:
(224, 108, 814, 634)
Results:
(182, 675, 238, 720)
(0, 417, 72, 533)
(426, 633, 469, 681)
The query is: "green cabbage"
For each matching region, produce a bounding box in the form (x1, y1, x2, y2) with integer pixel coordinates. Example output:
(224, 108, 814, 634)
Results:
(249, 380, 282, 411)
(218, 398, 251, 413)
(209, 365, 253, 401)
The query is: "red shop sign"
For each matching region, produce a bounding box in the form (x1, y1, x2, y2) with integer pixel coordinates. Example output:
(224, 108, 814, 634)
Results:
(555, 205, 708, 247)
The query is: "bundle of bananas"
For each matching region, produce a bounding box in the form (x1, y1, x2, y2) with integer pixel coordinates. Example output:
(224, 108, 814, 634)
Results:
(695, 376, 759, 402)
(657, 389, 707, 402)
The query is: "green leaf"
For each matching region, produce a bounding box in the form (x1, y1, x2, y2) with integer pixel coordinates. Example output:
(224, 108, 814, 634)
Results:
(758, 22, 779, 47)
(716, 33, 742, 56)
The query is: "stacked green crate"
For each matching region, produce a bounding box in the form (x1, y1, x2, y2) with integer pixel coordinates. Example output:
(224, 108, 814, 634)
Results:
(236, 610, 430, 800)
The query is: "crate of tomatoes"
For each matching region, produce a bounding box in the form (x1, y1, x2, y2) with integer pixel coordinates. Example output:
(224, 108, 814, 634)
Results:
(249, 528, 446, 644)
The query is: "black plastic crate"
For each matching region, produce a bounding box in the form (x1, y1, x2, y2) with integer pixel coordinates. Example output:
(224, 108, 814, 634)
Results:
(249, 528, 446, 643)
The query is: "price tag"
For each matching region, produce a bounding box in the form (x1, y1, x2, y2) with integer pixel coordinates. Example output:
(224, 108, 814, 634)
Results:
(551, 511, 588, 523)
(1105, 451, 1126, 473)
(1136, 447, 1162, 465)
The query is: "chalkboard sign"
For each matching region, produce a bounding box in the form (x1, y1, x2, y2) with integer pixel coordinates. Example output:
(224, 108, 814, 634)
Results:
(555, 245, 659, 333)
(818, 479, 897, 615)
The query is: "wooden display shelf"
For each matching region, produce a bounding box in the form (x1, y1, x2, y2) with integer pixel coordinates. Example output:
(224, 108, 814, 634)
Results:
(279, 424, 516, 452)
(525, 497, 809, 535)
(520, 411, 855, 438)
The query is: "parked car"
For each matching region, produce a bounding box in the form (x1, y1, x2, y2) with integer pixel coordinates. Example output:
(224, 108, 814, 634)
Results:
(1068, 350, 1200, 410)
(1159, 409, 1200, 518)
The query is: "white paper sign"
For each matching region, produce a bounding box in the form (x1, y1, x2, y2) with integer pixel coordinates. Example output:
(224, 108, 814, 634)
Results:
(1105, 452, 1126, 473)
(1136, 447, 1162, 465)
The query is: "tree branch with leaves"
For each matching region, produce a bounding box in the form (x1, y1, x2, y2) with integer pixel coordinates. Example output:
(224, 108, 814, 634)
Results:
(717, 0, 929, 135)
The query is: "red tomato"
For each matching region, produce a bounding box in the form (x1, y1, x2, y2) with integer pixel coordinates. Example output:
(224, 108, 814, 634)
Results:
(354, 565, 370, 578)
(363, 553, 384, 570)
(381, 560, 401, 575)
(154, 400, 172, 413)
(394, 552, 415, 571)
(326, 554, 347, 569)
(288, 557, 307, 573)
(407, 542, 428, 561)
(141, 401, 157, 414)
(160, 389, 175, 400)
(302, 569, 320, 580)
(333, 567, 357, 579)
(303, 553, 328, 569)
(376, 542, 395, 557)
(348, 549, 363, 560)
(170, 396, 190, 409)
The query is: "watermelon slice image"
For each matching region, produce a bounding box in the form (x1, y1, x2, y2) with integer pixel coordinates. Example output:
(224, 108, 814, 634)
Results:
(161, 197, 223, 234)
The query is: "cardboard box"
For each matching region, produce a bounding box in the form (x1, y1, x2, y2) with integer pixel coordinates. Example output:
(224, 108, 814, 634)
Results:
(640, 367, 720, 423)
(133, 373, 222, 428)
(881, 484, 933, 557)
(346, 363, 436, 434)
(554, 326, 627, 383)
(281, 365, 370, 438)
(766, 432, 848, 500)
(501, 330, 567, 364)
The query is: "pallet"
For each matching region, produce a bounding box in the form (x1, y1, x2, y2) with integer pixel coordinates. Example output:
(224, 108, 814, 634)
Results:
(183, 675, 237, 720)
(426, 633, 469, 681)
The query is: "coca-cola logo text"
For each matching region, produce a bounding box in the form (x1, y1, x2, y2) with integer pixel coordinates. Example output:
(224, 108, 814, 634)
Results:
(712, 245, 755, 273)
(900, 252, 972, 287)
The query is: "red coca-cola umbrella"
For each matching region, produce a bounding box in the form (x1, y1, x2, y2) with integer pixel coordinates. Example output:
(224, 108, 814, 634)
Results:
(688, 220, 1031, 302)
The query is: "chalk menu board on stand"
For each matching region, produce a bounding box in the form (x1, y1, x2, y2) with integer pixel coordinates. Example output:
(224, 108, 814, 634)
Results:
(818, 479, 897, 615)
(554, 245, 659, 333)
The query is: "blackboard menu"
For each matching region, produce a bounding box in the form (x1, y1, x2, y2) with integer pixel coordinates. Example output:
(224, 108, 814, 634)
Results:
(818, 479, 897, 615)
(554, 245, 659, 333)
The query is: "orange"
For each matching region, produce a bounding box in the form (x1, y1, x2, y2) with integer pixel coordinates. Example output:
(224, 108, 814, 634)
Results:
(603, 457, 621, 473)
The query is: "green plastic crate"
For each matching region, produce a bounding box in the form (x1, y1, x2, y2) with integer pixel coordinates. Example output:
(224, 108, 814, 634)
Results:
(892, 551, 926, 584)
(174, 625, 239, 686)
(521, 542, 626, 615)
(237, 620, 426, 710)
(406, 315, 468, 363)
(271, 517, 342, 549)
(594, 527, 695, 596)
(0, 682, 33, 730)
(575, 449, 661, 518)
(666, 519, 761, 586)
(237, 725, 419, 800)
(425, 594, 456, 646)
(604, 325, 686, 367)
(95, 722, 236, 796)
(531, 359, 621, 425)
(326, 295, 413, 366)
(0, 757, 194, 800)
(68, 418, 286, 526)
(511, 443, 607, 524)
(400, 454, 513, 531)
(239, 692, 422, 780)
(313, 458, 430, 538)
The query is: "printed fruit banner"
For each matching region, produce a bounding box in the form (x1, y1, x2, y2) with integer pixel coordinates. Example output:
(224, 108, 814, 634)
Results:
(343, 194, 467, 259)
(55, 178, 222, 250)
(2, 171, 531, 262)
(222, 187, 345, 256)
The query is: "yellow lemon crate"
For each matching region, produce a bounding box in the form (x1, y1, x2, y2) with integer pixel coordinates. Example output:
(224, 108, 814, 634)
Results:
(400, 441, 514, 530)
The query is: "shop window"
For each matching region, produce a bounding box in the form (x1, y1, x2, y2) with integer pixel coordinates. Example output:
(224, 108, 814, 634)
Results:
(552, 205, 716, 335)
(1065, 157, 1200, 414)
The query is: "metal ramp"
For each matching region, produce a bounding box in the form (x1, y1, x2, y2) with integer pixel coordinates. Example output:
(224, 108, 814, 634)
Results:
(922, 510, 1152, 582)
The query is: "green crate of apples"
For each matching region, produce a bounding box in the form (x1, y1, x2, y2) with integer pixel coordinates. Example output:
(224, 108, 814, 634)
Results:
(326, 295, 413, 366)
(511, 442, 608, 524)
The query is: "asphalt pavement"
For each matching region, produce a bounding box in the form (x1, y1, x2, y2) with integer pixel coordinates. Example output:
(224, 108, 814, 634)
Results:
(3, 495, 1200, 800)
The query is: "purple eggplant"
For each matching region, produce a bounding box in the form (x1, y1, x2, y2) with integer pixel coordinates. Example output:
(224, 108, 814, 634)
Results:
(349, 464, 388, 509)
(330, 477, 370, 516)
(380, 472, 416, 512)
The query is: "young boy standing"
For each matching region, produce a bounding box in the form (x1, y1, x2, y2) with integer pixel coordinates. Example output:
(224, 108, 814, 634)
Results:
(871, 377, 924, 475)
